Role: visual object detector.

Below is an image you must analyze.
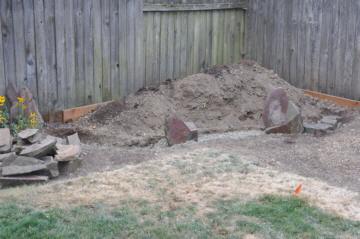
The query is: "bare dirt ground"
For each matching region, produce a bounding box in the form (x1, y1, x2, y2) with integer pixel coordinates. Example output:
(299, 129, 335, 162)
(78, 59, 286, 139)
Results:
(2, 62, 360, 222)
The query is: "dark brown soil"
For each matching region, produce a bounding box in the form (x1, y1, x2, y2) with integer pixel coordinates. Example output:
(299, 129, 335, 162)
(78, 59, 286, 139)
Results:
(50, 62, 351, 147)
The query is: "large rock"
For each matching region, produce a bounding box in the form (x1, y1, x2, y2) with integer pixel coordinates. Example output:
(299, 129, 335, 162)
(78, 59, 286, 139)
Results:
(263, 88, 289, 128)
(20, 136, 57, 158)
(0, 128, 12, 153)
(165, 116, 198, 146)
(265, 102, 303, 134)
(1, 156, 46, 176)
(55, 144, 81, 162)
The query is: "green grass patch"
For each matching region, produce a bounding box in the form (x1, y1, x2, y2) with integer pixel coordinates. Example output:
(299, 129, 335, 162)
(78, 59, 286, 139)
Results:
(0, 195, 359, 238)
(210, 195, 360, 238)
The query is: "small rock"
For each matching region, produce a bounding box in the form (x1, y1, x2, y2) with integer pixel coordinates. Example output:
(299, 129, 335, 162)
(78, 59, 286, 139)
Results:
(67, 133, 81, 146)
(48, 135, 66, 146)
(0, 152, 16, 163)
(20, 136, 57, 158)
(41, 156, 59, 178)
(0, 128, 12, 153)
(55, 144, 81, 162)
(28, 133, 43, 144)
(165, 116, 198, 146)
(303, 122, 333, 136)
(17, 129, 39, 140)
(184, 122, 198, 141)
(320, 116, 339, 130)
(1, 156, 46, 176)
(0, 175, 49, 187)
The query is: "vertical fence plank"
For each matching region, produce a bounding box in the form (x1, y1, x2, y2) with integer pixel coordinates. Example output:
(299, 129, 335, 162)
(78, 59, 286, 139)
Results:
(126, 0, 135, 93)
(64, 0, 76, 108)
(318, 0, 331, 92)
(55, 0, 66, 109)
(179, 11, 188, 77)
(352, 1, 360, 100)
(343, 0, 356, 98)
(327, 0, 339, 95)
(110, 0, 120, 99)
(0, 0, 16, 89)
(12, 0, 26, 89)
(44, 0, 57, 112)
(92, 0, 102, 103)
(144, 13, 154, 87)
(0, 10, 5, 95)
(134, 0, 145, 90)
(101, 0, 111, 100)
(118, 0, 127, 95)
(153, 12, 161, 84)
(173, 12, 181, 78)
(186, 12, 195, 74)
(159, 13, 168, 82)
(84, 0, 94, 104)
(303, 0, 313, 90)
(34, 0, 48, 112)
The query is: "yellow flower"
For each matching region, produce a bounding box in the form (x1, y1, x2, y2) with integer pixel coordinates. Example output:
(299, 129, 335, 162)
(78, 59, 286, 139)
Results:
(0, 96, 5, 106)
(30, 112, 37, 118)
(0, 115, 5, 124)
(17, 97, 25, 104)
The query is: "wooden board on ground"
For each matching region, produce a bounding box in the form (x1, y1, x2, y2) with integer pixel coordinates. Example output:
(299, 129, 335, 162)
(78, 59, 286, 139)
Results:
(62, 101, 114, 123)
(304, 90, 360, 108)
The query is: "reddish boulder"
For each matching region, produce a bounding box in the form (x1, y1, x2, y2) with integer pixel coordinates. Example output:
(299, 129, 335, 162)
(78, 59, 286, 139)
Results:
(165, 116, 198, 146)
(263, 88, 289, 128)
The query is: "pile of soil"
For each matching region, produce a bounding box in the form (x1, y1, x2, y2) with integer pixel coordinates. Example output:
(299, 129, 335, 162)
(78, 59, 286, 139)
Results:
(49, 61, 351, 147)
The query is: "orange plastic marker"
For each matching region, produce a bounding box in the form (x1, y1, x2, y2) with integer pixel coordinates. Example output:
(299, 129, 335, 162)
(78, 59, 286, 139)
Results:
(293, 184, 302, 196)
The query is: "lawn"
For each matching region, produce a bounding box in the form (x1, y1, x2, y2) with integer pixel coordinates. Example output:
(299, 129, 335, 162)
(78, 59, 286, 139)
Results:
(1, 195, 359, 239)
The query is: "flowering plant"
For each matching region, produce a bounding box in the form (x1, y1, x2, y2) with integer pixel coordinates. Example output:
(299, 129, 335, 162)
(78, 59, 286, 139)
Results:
(0, 95, 40, 135)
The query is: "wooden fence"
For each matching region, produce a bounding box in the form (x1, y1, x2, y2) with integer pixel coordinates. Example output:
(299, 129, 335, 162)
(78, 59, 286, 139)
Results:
(246, 0, 360, 100)
(0, 0, 247, 113)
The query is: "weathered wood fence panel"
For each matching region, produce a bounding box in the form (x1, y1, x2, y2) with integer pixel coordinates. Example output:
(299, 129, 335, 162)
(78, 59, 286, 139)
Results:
(247, 0, 360, 100)
(0, 0, 246, 113)
(143, 6, 246, 86)
(0, 0, 144, 113)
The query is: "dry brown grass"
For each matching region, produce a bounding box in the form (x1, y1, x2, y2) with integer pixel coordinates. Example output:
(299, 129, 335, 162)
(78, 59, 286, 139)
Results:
(1, 147, 359, 221)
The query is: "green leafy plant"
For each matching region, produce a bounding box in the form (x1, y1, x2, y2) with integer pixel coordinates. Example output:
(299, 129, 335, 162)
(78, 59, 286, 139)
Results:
(0, 95, 40, 135)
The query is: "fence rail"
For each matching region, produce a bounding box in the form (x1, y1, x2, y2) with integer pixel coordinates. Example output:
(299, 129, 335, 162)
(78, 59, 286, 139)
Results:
(246, 0, 360, 100)
(0, 0, 246, 113)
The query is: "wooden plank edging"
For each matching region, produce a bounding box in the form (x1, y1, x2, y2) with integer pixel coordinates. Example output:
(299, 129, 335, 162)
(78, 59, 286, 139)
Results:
(62, 101, 114, 123)
(304, 90, 360, 108)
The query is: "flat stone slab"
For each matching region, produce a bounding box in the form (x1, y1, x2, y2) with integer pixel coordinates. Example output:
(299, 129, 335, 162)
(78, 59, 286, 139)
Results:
(20, 136, 57, 158)
(0, 175, 49, 187)
(0, 128, 12, 153)
(55, 144, 81, 162)
(1, 156, 46, 176)
(304, 122, 333, 136)
(67, 133, 81, 145)
(18, 129, 39, 140)
(0, 152, 16, 162)
(165, 116, 198, 146)
(320, 116, 339, 130)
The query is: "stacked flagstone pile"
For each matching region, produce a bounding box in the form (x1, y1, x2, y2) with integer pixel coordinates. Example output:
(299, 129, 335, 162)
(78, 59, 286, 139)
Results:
(0, 128, 81, 187)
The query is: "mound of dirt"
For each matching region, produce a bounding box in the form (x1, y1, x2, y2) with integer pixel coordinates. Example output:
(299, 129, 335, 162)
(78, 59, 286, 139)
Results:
(51, 61, 351, 147)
